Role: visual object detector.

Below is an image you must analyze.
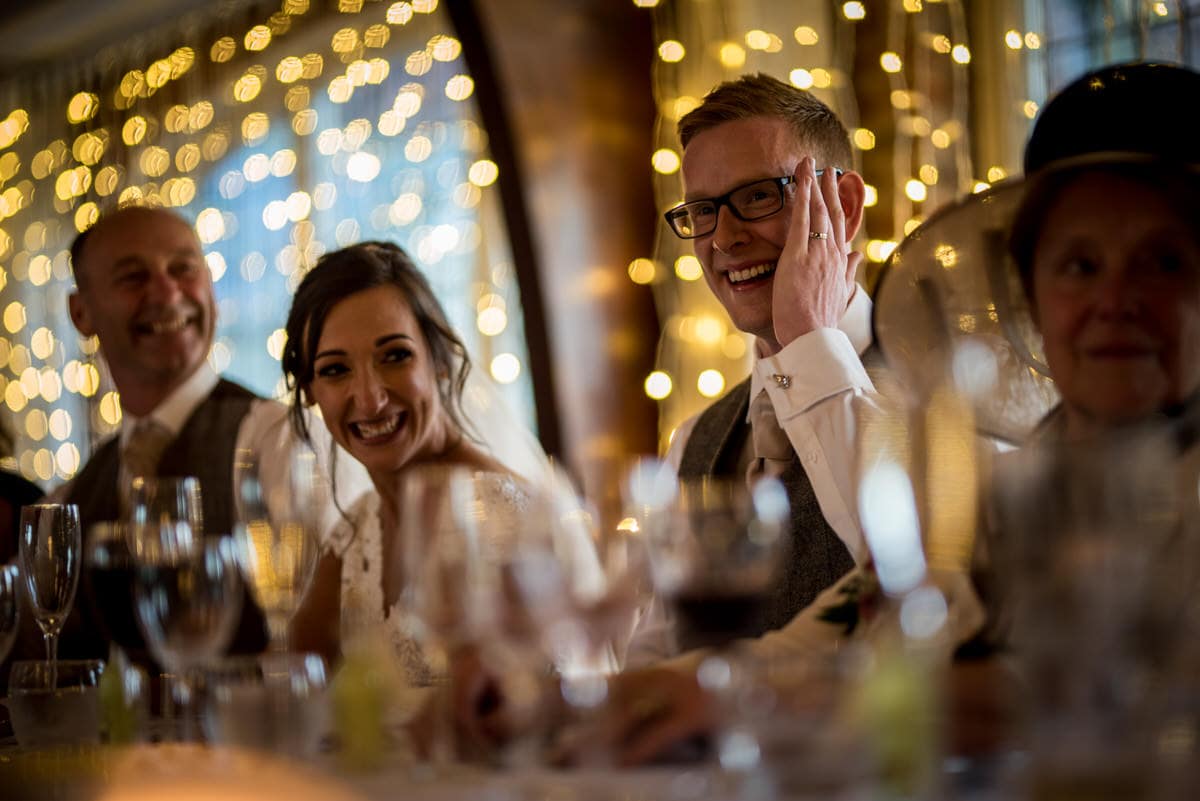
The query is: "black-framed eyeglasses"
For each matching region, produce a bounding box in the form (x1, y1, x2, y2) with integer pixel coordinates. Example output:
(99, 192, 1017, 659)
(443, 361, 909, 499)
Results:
(663, 170, 842, 239)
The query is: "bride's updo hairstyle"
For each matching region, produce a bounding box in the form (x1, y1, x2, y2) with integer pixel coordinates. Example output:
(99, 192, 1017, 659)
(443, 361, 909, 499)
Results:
(282, 241, 472, 446)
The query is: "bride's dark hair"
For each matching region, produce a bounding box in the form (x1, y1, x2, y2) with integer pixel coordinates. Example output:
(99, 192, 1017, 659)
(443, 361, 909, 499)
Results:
(281, 241, 473, 448)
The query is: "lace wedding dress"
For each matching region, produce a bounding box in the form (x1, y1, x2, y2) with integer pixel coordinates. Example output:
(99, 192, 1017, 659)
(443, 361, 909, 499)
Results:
(321, 474, 533, 686)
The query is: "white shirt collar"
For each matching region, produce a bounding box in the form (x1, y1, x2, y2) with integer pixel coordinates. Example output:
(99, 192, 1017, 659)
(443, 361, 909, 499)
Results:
(748, 285, 874, 410)
(119, 362, 219, 448)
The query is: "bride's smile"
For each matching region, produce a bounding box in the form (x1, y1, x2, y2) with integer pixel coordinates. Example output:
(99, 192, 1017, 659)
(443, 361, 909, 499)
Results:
(350, 411, 406, 441)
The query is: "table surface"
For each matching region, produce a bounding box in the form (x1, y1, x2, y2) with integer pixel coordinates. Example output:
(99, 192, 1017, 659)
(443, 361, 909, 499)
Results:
(0, 735, 1027, 801)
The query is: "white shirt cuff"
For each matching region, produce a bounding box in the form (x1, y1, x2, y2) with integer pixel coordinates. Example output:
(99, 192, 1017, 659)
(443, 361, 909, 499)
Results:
(756, 327, 873, 417)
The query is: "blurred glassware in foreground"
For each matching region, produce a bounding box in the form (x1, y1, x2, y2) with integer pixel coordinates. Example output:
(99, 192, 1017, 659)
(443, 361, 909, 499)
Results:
(133, 536, 242, 741)
(7, 658, 104, 749)
(127, 477, 203, 564)
(394, 466, 528, 765)
(233, 446, 326, 652)
(84, 522, 144, 660)
(644, 475, 790, 772)
(992, 427, 1194, 799)
(645, 476, 790, 652)
(203, 652, 329, 757)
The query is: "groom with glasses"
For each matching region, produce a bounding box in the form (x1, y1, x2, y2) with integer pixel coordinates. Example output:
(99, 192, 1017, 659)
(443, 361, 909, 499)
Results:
(626, 72, 877, 665)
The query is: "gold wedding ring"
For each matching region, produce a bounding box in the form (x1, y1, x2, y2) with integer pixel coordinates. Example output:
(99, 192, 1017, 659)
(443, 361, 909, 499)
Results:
(809, 231, 829, 240)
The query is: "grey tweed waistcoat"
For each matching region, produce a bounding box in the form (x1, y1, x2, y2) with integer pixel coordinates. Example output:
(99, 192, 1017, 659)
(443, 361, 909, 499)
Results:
(677, 377, 854, 650)
(56, 379, 267, 664)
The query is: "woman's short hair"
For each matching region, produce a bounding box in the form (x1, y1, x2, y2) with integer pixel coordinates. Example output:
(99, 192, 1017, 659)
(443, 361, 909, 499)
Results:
(677, 72, 853, 169)
(282, 241, 471, 445)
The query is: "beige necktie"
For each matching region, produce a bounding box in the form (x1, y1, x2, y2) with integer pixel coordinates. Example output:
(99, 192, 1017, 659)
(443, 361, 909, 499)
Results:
(747, 389, 792, 486)
(121, 419, 173, 489)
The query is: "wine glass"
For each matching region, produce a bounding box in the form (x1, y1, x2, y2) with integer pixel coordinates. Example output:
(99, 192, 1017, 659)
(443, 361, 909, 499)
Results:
(498, 469, 644, 766)
(396, 466, 485, 674)
(127, 476, 203, 563)
(647, 477, 789, 649)
(133, 535, 242, 740)
(393, 465, 531, 763)
(18, 504, 83, 678)
(232, 446, 325, 652)
(84, 523, 145, 659)
(643, 476, 790, 769)
(1, 561, 19, 664)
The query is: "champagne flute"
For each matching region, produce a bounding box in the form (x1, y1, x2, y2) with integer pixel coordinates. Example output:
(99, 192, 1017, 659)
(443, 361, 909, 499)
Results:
(18, 504, 83, 680)
(232, 446, 325, 652)
(1, 561, 19, 664)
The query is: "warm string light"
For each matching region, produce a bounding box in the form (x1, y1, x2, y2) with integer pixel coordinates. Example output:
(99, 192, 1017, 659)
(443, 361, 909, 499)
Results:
(0, 0, 535, 483)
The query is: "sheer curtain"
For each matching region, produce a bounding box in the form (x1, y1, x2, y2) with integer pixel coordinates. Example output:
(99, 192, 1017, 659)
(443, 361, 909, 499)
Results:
(0, 0, 537, 487)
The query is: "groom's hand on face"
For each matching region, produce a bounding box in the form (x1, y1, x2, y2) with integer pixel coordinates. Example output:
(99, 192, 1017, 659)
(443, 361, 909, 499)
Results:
(772, 157, 861, 348)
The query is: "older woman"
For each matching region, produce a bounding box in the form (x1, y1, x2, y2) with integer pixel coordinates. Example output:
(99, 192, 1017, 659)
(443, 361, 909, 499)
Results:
(283, 242, 550, 677)
(820, 60, 1200, 764)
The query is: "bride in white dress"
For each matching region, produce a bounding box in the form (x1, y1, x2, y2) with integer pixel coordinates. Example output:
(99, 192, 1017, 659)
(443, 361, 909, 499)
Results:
(281, 242, 574, 684)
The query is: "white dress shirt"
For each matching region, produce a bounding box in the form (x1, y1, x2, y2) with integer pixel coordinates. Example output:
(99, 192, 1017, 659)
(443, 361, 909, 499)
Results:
(667, 286, 875, 562)
(625, 287, 878, 667)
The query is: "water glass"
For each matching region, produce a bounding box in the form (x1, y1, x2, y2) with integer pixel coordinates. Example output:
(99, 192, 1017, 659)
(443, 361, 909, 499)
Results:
(6, 659, 104, 748)
(134, 536, 242, 740)
(127, 476, 203, 563)
(18, 504, 82, 671)
(203, 652, 329, 756)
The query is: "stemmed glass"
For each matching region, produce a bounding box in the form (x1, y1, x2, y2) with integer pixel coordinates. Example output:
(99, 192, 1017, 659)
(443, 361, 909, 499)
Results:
(127, 476, 203, 563)
(84, 523, 144, 659)
(18, 504, 83, 680)
(394, 465, 531, 762)
(395, 465, 488, 677)
(1, 561, 19, 664)
(644, 476, 790, 769)
(499, 469, 645, 765)
(132, 534, 243, 740)
(232, 446, 325, 652)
